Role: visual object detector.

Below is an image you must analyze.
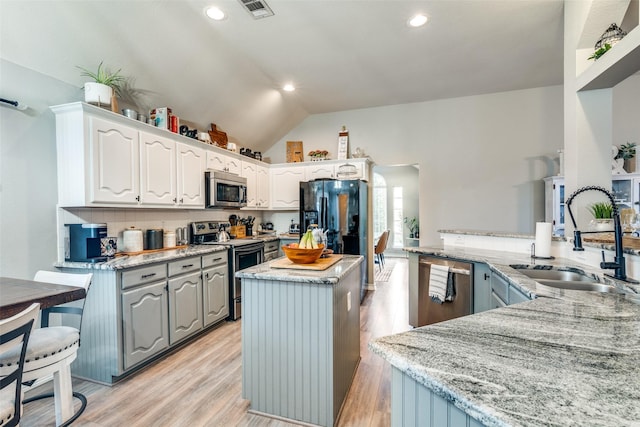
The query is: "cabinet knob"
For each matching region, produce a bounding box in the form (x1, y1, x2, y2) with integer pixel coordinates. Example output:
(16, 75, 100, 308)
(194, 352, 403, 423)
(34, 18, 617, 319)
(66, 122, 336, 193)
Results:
(484, 273, 490, 280)
(173, 198, 177, 203)
(180, 198, 184, 203)
(136, 195, 140, 202)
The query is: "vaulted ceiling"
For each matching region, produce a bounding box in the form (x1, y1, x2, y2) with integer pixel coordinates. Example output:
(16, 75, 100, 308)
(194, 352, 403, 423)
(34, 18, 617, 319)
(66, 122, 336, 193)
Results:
(1, 0, 565, 153)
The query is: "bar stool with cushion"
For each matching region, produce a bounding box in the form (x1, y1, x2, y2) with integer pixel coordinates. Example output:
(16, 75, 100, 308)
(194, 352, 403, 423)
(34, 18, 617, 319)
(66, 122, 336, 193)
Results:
(0, 303, 40, 427)
(0, 271, 92, 426)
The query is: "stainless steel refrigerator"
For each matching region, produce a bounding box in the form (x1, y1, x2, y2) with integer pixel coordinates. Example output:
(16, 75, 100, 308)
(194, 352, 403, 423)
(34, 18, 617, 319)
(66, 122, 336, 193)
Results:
(300, 179, 368, 300)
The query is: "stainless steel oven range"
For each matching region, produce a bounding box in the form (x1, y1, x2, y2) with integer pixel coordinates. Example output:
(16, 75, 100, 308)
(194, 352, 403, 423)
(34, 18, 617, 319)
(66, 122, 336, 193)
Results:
(191, 221, 264, 320)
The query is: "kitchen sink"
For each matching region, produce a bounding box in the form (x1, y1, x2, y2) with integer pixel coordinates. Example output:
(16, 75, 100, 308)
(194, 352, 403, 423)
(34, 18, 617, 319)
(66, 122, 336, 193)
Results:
(509, 265, 621, 293)
(534, 280, 619, 293)
(511, 268, 596, 282)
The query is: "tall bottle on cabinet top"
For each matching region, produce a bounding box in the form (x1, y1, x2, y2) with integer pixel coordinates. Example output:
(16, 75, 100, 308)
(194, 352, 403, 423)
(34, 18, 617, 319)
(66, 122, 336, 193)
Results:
(338, 126, 349, 160)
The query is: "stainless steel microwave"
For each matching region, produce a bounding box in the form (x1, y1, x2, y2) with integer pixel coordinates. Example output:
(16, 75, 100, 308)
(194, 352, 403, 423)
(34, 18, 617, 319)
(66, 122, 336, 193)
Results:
(205, 170, 247, 208)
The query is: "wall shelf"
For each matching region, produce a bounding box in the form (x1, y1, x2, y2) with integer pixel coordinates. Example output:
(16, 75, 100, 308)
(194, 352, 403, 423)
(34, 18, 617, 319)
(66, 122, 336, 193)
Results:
(577, 26, 640, 91)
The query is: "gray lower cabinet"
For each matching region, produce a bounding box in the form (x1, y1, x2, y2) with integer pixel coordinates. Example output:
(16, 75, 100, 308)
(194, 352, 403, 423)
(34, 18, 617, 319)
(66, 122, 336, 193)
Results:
(391, 367, 485, 427)
(263, 239, 280, 261)
(63, 250, 228, 384)
(473, 263, 491, 313)
(122, 280, 170, 370)
(168, 270, 203, 345)
(474, 263, 532, 313)
(202, 252, 229, 326)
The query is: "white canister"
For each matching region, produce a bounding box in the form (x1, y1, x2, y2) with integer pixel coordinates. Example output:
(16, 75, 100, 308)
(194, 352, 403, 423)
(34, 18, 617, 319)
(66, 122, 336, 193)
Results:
(122, 227, 144, 253)
(163, 231, 176, 248)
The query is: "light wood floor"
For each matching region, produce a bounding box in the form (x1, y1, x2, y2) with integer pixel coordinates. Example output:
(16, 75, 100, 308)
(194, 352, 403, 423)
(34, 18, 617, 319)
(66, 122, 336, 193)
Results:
(21, 258, 410, 427)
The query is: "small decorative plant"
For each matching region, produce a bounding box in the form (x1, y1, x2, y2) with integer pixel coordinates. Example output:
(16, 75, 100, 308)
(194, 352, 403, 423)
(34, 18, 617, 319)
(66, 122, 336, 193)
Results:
(404, 217, 419, 237)
(308, 150, 329, 160)
(77, 61, 125, 94)
(589, 202, 613, 219)
(588, 43, 612, 60)
(615, 142, 636, 160)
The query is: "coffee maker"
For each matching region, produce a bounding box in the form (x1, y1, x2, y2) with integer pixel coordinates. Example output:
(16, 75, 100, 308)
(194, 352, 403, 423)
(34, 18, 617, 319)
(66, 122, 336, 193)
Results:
(65, 223, 108, 262)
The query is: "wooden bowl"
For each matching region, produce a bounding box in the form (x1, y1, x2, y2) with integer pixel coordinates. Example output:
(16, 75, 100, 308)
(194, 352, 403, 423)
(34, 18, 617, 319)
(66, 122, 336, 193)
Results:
(282, 244, 325, 264)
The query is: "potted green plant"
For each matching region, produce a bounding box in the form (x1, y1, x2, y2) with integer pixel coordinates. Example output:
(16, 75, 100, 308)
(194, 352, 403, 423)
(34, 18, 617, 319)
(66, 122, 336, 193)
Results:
(404, 217, 419, 238)
(616, 142, 637, 173)
(589, 202, 614, 231)
(77, 62, 125, 107)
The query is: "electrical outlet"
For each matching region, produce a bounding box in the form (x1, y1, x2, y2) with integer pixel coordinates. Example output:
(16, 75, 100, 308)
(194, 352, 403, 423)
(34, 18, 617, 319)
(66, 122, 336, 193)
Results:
(347, 291, 351, 311)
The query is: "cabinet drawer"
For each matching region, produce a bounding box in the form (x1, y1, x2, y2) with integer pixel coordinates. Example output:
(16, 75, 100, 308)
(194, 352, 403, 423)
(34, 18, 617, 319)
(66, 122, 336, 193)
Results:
(491, 273, 509, 303)
(122, 264, 167, 289)
(264, 240, 279, 253)
(202, 251, 228, 269)
(168, 256, 200, 277)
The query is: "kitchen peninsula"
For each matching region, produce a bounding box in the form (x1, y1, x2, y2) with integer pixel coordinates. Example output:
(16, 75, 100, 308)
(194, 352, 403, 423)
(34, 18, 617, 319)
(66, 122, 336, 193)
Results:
(236, 255, 363, 427)
(370, 245, 640, 427)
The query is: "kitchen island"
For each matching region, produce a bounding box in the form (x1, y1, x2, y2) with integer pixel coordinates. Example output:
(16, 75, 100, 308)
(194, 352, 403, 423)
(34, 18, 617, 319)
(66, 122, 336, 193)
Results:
(370, 246, 640, 427)
(236, 255, 363, 427)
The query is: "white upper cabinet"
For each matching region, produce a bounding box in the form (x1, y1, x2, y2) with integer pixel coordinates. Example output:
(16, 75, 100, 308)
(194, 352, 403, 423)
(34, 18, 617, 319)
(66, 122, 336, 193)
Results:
(242, 161, 270, 208)
(206, 151, 241, 175)
(140, 131, 176, 206)
(305, 162, 335, 180)
(270, 166, 306, 209)
(89, 116, 140, 204)
(176, 142, 205, 207)
(52, 102, 206, 208)
(256, 165, 270, 208)
(241, 161, 258, 208)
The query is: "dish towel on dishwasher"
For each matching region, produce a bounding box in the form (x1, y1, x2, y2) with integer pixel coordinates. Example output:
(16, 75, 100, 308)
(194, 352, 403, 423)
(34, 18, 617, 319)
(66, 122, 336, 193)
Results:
(429, 264, 455, 304)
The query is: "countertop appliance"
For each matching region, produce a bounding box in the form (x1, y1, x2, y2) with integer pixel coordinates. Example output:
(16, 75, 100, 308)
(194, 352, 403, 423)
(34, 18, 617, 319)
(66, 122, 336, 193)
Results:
(190, 221, 264, 320)
(300, 178, 368, 300)
(289, 222, 300, 234)
(65, 223, 108, 262)
(409, 255, 473, 327)
(205, 170, 247, 208)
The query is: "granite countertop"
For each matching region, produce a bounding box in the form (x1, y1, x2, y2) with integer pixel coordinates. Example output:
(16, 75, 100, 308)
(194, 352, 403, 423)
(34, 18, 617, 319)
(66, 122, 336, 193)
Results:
(54, 245, 227, 270)
(438, 229, 566, 241)
(235, 254, 363, 285)
(369, 246, 640, 427)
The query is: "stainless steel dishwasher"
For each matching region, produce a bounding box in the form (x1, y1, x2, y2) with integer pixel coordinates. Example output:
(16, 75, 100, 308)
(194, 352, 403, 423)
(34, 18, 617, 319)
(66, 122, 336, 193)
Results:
(409, 256, 473, 327)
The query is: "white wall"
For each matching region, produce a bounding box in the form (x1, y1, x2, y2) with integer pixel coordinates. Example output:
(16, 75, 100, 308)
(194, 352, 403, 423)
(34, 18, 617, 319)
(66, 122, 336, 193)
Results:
(266, 86, 565, 245)
(0, 60, 79, 277)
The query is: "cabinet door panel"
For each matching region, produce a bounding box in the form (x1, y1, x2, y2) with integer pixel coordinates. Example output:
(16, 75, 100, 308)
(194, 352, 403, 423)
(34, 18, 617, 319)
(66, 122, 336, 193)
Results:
(242, 162, 258, 208)
(176, 142, 205, 207)
(203, 264, 229, 326)
(271, 167, 305, 208)
(256, 165, 270, 207)
(140, 132, 176, 205)
(90, 116, 140, 204)
(473, 263, 491, 314)
(168, 271, 203, 344)
(122, 281, 169, 369)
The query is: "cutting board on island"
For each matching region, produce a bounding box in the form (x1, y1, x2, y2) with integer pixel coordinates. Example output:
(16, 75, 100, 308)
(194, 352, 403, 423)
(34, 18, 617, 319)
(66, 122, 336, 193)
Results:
(271, 254, 343, 271)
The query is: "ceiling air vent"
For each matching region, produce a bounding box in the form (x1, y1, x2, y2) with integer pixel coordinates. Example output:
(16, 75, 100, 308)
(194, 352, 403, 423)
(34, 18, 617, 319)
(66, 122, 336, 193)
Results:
(238, 0, 274, 19)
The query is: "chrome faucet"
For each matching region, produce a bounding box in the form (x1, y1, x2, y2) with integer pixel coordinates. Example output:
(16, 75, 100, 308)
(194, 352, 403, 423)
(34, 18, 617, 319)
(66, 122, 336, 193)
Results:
(566, 185, 637, 283)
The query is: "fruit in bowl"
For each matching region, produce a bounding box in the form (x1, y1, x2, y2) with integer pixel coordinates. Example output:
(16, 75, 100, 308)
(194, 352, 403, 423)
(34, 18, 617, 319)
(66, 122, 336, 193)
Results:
(282, 230, 324, 264)
(282, 243, 325, 264)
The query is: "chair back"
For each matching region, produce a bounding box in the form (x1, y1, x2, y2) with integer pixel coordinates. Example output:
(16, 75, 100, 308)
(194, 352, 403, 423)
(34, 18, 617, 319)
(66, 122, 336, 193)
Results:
(0, 303, 40, 427)
(33, 271, 93, 330)
(375, 230, 389, 255)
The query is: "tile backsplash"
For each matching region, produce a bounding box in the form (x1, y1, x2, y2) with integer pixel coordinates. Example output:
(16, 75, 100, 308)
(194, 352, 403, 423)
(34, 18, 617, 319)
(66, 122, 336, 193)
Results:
(57, 207, 264, 261)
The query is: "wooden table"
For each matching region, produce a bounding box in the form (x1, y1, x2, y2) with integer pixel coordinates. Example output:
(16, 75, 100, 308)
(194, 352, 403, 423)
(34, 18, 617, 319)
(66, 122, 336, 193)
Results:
(0, 276, 86, 319)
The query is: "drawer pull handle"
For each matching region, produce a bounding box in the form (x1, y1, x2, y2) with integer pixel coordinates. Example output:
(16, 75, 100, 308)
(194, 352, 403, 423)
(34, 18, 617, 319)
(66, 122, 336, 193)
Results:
(182, 264, 194, 268)
(141, 273, 157, 279)
(212, 257, 222, 262)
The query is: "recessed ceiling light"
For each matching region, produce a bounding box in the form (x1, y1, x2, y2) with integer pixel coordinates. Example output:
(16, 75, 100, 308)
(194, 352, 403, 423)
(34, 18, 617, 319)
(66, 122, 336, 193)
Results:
(205, 6, 226, 21)
(283, 84, 295, 92)
(408, 14, 428, 27)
